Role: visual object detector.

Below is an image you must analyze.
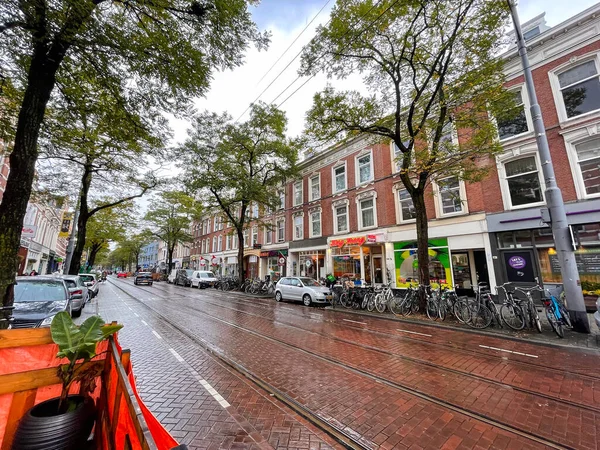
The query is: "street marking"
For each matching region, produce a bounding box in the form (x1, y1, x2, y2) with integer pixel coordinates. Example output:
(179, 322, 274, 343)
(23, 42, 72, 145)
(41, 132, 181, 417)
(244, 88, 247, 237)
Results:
(133, 312, 139, 317)
(479, 345, 538, 358)
(151, 330, 163, 340)
(343, 318, 367, 325)
(141, 320, 148, 326)
(169, 348, 185, 363)
(281, 307, 295, 312)
(396, 329, 432, 337)
(127, 306, 132, 311)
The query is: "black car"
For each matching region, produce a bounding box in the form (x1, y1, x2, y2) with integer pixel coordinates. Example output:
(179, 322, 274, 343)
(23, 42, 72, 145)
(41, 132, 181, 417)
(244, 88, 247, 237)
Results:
(134, 272, 153, 286)
(174, 269, 194, 287)
(11, 276, 71, 328)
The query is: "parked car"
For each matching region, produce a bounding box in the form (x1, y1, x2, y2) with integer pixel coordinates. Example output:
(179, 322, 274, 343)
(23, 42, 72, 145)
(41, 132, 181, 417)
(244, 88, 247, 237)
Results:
(190, 271, 218, 289)
(79, 273, 99, 297)
(174, 269, 194, 287)
(134, 272, 153, 286)
(595, 297, 600, 330)
(275, 277, 332, 306)
(11, 276, 72, 328)
(57, 275, 90, 317)
(117, 272, 128, 278)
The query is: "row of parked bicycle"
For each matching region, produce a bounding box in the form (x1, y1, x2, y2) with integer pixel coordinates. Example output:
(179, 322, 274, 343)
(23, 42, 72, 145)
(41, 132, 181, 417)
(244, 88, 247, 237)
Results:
(331, 281, 573, 338)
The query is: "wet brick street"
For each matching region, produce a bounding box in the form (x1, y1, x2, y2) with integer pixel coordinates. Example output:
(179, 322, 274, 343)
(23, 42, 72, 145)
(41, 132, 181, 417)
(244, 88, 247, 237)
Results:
(80, 278, 600, 450)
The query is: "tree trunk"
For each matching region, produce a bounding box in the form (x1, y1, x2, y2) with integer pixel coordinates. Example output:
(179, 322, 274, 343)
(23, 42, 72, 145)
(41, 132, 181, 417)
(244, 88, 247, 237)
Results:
(87, 243, 103, 268)
(69, 166, 93, 275)
(413, 190, 430, 310)
(0, 49, 64, 328)
(168, 244, 175, 273)
(237, 229, 245, 285)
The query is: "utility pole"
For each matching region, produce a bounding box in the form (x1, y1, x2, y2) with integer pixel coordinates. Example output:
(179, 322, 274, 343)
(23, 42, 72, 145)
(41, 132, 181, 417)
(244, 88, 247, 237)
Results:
(507, 0, 589, 333)
(63, 195, 80, 275)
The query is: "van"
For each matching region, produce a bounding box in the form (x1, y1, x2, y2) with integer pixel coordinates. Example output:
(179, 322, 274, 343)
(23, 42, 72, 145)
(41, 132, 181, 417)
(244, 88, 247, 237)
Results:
(190, 271, 218, 289)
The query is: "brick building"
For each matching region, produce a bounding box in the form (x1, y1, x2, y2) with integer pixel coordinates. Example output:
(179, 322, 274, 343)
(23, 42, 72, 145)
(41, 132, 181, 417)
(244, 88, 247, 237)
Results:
(192, 6, 600, 302)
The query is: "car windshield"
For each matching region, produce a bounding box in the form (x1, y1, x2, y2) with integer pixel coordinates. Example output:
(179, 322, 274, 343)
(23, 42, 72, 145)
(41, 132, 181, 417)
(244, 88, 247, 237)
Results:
(184, 270, 194, 277)
(79, 275, 94, 282)
(14, 281, 65, 302)
(200, 273, 213, 278)
(138, 272, 151, 276)
(299, 278, 321, 287)
(63, 280, 76, 288)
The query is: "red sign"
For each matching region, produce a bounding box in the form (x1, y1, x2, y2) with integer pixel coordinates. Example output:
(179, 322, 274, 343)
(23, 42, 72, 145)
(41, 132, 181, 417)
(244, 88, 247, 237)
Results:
(330, 236, 367, 248)
(367, 234, 377, 243)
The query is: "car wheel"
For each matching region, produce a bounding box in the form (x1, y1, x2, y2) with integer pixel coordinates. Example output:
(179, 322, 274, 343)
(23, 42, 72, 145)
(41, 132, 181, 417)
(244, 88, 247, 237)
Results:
(275, 291, 282, 302)
(72, 307, 82, 318)
(303, 294, 312, 307)
(149, 283, 153, 286)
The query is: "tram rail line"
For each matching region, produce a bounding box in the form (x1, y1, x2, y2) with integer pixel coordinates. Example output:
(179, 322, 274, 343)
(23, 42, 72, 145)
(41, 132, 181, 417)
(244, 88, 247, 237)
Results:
(111, 279, 583, 450)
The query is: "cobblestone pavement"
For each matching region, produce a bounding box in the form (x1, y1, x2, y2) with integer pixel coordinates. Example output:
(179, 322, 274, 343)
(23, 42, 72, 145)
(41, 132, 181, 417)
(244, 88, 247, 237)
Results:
(103, 278, 600, 450)
(79, 282, 340, 450)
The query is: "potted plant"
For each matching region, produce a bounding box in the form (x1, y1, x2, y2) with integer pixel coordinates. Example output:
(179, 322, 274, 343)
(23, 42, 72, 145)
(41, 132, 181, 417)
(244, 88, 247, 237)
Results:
(12, 312, 122, 450)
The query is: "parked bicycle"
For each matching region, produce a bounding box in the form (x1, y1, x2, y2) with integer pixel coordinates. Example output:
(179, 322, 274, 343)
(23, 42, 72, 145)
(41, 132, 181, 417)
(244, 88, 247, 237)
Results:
(513, 286, 543, 333)
(542, 288, 572, 338)
(496, 283, 526, 331)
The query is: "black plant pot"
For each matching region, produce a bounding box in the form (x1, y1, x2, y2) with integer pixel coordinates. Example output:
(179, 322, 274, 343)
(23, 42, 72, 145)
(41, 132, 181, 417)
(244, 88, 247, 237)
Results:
(12, 395, 96, 450)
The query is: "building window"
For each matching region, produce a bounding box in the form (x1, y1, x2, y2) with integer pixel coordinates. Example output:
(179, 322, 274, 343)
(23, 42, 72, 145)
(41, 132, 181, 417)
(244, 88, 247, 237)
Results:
(310, 211, 321, 238)
(334, 204, 348, 234)
(333, 164, 346, 193)
(356, 153, 373, 185)
(212, 236, 217, 252)
(206, 220, 211, 234)
(265, 227, 272, 244)
(398, 188, 416, 222)
(233, 234, 238, 249)
(279, 190, 285, 209)
(310, 175, 320, 201)
(252, 227, 258, 246)
(277, 219, 285, 243)
(226, 235, 231, 250)
(243, 229, 249, 247)
(557, 60, 600, 119)
(574, 137, 600, 196)
(498, 89, 529, 140)
(294, 181, 303, 206)
(437, 176, 464, 215)
(201, 240, 205, 254)
(294, 215, 303, 240)
(358, 197, 376, 229)
(252, 204, 259, 218)
(217, 236, 223, 252)
(504, 157, 543, 206)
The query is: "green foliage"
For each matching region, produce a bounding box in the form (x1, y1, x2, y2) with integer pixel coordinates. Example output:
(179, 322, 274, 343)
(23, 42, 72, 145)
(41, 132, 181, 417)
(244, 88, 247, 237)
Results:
(177, 102, 299, 250)
(50, 312, 122, 411)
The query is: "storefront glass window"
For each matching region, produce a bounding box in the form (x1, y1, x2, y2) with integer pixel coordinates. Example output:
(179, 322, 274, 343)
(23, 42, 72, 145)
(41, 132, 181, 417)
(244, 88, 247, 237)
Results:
(533, 228, 554, 247)
(393, 239, 452, 288)
(332, 245, 361, 280)
(497, 232, 515, 249)
(451, 253, 472, 290)
(515, 230, 532, 248)
(299, 251, 325, 279)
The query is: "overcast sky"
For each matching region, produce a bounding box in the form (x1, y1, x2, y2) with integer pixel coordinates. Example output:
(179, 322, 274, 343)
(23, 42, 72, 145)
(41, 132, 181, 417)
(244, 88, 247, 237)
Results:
(167, 0, 600, 144)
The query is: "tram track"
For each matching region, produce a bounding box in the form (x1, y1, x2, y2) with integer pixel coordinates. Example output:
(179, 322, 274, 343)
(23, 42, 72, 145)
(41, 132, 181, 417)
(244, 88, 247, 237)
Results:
(140, 280, 600, 385)
(111, 279, 588, 450)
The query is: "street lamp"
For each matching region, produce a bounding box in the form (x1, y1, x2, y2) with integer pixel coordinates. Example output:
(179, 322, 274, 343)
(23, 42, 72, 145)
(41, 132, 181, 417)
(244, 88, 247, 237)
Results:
(507, 0, 589, 333)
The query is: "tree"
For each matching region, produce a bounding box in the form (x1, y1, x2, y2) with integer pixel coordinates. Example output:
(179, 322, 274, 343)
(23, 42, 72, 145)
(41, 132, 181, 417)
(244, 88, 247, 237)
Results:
(300, 0, 512, 301)
(178, 103, 299, 284)
(144, 191, 200, 272)
(120, 230, 154, 271)
(0, 0, 268, 327)
(83, 202, 133, 268)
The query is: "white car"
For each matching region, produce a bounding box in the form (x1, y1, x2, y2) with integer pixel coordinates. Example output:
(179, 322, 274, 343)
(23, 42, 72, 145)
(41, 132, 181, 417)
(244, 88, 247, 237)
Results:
(190, 271, 218, 289)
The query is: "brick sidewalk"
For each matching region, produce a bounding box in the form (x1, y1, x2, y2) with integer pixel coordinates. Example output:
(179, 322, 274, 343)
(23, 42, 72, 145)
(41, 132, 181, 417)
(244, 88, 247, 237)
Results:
(115, 280, 576, 450)
(80, 283, 339, 450)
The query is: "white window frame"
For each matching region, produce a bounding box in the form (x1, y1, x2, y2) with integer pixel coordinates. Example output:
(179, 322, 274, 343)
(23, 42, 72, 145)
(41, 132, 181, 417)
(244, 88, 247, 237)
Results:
(232, 234, 238, 250)
(252, 226, 258, 246)
(309, 174, 321, 201)
(206, 220, 211, 235)
(549, 52, 600, 124)
(226, 234, 231, 250)
(217, 235, 223, 252)
(433, 176, 469, 217)
(390, 141, 410, 173)
(265, 226, 273, 244)
(309, 209, 322, 238)
(562, 124, 600, 200)
(252, 204, 259, 218)
(332, 200, 349, 235)
(355, 150, 374, 186)
(276, 218, 285, 243)
(201, 240, 206, 254)
(332, 162, 347, 194)
(293, 181, 303, 206)
(496, 145, 546, 210)
(212, 236, 217, 253)
(243, 229, 249, 247)
(497, 85, 533, 142)
(356, 192, 377, 230)
(279, 189, 285, 210)
(392, 183, 417, 223)
(293, 214, 304, 241)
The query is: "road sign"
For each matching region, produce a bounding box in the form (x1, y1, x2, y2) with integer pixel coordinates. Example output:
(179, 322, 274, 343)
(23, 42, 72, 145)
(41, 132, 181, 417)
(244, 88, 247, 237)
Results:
(200, 259, 206, 266)
(278, 257, 285, 266)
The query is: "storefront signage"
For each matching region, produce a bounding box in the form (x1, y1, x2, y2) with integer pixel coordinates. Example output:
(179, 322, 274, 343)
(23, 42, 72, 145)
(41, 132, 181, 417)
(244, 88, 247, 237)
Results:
(211, 257, 218, 265)
(508, 255, 527, 269)
(367, 234, 377, 243)
(249, 255, 258, 263)
(22, 225, 37, 239)
(330, 236, 367, 248)
(278, 257, 286, 266)
(59, 213, 72, 238)
(253, 244, 262, 249)
(305, 259, 312, 268)
(260, 250, 289, 257)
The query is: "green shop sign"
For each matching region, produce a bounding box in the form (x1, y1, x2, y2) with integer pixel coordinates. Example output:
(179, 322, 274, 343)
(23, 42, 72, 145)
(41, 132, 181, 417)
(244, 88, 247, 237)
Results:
(393, 238, 452, 288)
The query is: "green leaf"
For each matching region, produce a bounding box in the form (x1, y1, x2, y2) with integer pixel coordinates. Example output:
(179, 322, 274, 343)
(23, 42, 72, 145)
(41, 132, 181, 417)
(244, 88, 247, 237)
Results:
(101, 323, 123, 339)
(51, 312, 82, 353)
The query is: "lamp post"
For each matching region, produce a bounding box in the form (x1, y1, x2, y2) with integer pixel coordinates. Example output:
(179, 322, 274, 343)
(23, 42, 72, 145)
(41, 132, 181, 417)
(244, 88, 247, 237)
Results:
(507, 0, 589, 333)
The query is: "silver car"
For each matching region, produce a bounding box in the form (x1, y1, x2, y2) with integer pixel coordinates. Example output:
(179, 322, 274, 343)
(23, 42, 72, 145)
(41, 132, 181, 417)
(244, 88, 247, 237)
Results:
(56, 275, 89, 317)
(275, 277, 332, 306)
(79, 273, 99, 298)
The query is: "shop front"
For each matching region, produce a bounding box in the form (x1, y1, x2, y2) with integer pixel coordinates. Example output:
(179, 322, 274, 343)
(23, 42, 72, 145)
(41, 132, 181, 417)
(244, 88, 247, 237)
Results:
(298, 251, 326, 280)
(243, 249, 261, 279)
(393, 239, 452, 289)
(259, 249, 287, 281)
(223, 254, 238, 277)
(329, 234, 386, 285)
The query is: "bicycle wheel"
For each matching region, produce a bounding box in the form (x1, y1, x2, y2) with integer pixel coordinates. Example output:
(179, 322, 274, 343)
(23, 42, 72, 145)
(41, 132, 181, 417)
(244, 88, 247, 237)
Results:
(366, 294, 375, 312)
(438, 299, 447, 321)
(361, 293, 370, 310)
(426, 298, 439, 321)
(400, 293, 414, 316)
(339, 293, 351, 308)
(530, 303, 542, 333)
(500, 304, 525, 330)
(558, 303, 572, 328)
(389, 296, 403, 316)
(375, 294, 386, 313)
(466, 304, 493, 329)
(453, 298, 470, 323)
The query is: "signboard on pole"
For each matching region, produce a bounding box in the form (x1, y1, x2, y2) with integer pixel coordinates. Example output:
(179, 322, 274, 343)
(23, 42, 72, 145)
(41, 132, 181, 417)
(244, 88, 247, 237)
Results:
(21, 225, 37, 239)
(59, 212, 73, 238)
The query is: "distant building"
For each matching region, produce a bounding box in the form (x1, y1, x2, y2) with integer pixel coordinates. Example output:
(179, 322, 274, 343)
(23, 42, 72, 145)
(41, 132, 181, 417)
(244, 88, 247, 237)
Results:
(138, 241, 159, 270)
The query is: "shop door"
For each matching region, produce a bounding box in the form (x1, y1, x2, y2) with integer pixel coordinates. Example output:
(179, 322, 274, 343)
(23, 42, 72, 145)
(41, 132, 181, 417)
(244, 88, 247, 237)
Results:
(372, 256, 383, 284)
(501, 250, 538, 284)
(451, 252, 473, 297)
(473, 250, 489, 286)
